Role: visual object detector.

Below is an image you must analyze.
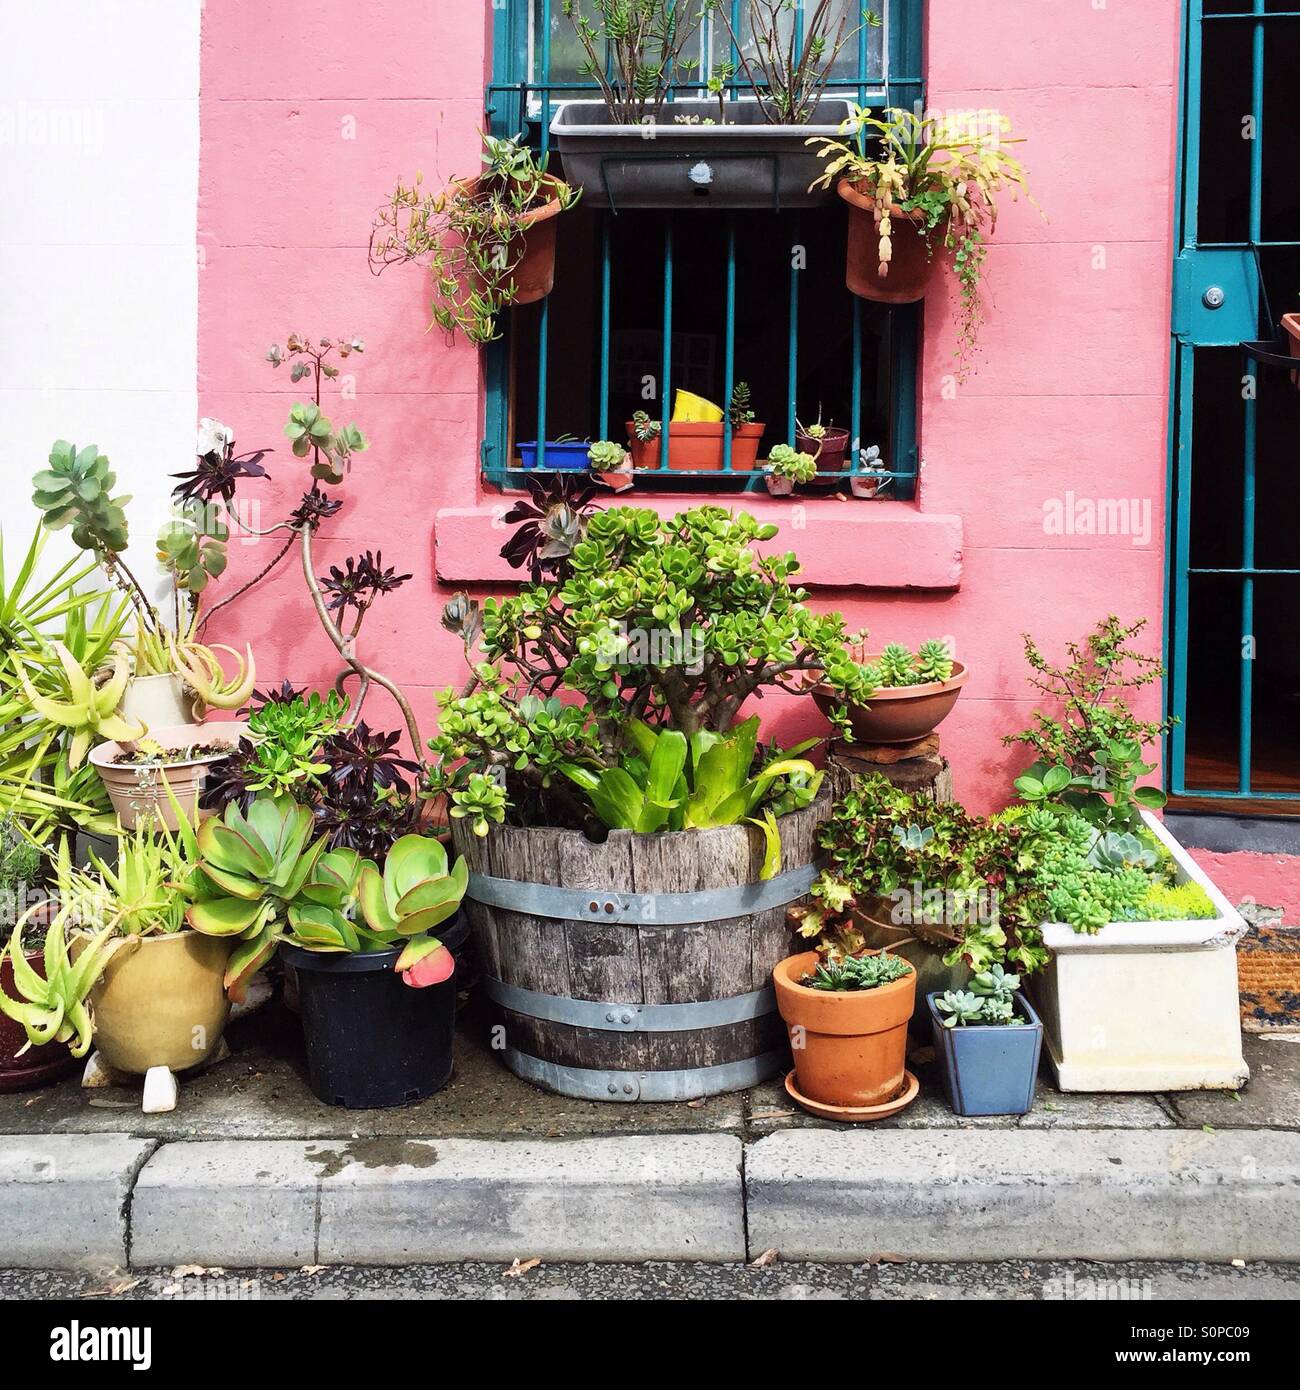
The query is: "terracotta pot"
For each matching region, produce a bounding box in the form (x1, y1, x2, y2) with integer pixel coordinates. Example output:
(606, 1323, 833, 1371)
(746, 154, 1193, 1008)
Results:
(593, 466, 635, 492)
(73, 930, 232, 1076)
(773, 949, 916, 1108)
(120, 673, 191, 730)
(89, 721, 245, 830)
(0, 907, 79, 1093)
(811, 659, 968, 745)
(796, 426, 850, 473)
(838, 180, 934, 304)
(1283, 312, 1300, 388)
(459, 174, 568, 305)
(624, 421, 764, 471)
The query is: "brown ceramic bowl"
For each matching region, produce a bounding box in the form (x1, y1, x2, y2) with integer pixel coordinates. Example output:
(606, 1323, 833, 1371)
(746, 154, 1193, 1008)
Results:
(811, 659, 968, 745)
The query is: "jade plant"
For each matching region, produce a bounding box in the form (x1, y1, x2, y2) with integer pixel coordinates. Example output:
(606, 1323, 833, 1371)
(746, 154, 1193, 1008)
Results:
(430, 506, 877, 835)
(799, 950, 911, 993)
(808, 104, 1031, 378)
(369, 135, 578, 345)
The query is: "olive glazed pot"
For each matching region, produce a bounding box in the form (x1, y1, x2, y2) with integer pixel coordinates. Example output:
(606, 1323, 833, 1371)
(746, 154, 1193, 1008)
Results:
(72, 930, 231, 1076)
(773, 949, 916, 1108)
(812, 660, 969, 745)
(89, 721, 245, 830)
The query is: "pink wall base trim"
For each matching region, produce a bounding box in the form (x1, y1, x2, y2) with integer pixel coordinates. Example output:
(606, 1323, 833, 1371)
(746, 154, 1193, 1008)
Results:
(1188, 849, 1300, 925)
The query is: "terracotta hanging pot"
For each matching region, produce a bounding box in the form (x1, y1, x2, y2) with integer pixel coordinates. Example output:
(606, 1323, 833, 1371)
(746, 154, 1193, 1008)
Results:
(838, 180, 934, 304)
(773, 949, 916, 1108)
(459, 174, 569, 306)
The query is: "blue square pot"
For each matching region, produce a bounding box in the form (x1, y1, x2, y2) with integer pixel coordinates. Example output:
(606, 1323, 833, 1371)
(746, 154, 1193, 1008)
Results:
(926, 991, 1043, 1117)
(516, 441, 592, 470)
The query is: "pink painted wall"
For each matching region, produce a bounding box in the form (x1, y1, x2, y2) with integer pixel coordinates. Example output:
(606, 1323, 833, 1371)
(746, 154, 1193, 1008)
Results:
(199, 0, 1183, 816)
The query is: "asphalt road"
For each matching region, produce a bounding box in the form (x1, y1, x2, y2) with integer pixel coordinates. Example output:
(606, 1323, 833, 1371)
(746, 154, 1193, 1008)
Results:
(2, 1259, 1298, 1301)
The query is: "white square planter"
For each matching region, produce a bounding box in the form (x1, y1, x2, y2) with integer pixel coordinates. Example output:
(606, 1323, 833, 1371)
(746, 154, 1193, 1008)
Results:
(1028, 812, 1249, 1093)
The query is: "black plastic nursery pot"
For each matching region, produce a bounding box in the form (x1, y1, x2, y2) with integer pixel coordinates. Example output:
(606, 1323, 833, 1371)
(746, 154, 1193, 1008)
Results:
(281, 913, 468, 1110)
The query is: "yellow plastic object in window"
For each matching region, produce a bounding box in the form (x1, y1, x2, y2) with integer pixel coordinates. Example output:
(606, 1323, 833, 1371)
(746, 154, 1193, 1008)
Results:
(671, 389, 723, 423)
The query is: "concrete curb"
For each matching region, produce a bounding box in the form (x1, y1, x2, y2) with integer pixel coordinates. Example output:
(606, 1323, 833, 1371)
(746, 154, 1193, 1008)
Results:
(746, 1128, 1300, 1262)
(0, 1135, 156, 1269)
(6, 1128, 1300, 1268)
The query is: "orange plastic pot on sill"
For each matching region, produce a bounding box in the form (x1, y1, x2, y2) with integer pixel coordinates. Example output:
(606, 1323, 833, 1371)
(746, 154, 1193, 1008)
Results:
(773, 949, 916, 1108)
(838, 180, 935, 305)
(624, 421, 764, 471)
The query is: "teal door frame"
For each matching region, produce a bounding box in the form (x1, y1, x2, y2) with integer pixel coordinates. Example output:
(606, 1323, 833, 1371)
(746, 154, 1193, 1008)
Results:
(1167, 0, 1300, 803)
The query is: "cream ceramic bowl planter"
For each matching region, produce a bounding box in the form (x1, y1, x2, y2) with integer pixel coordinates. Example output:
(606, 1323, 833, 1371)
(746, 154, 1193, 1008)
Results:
(1028, 811, 1249, 1093)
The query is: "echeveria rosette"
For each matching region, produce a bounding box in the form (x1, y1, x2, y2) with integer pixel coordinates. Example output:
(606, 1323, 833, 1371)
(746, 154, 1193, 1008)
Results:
(187, 795, 329, 1001)
(356, 835, 468, 987)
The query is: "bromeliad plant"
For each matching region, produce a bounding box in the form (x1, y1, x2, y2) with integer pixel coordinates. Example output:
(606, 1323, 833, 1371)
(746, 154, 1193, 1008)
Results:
(369, 135, 578, 346)
(808, 104, 1030, 377)
(430, 506, 877, 835)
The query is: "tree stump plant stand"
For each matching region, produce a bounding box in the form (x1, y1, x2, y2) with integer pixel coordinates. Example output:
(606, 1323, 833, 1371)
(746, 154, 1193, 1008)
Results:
(452, 792, 829, 1102)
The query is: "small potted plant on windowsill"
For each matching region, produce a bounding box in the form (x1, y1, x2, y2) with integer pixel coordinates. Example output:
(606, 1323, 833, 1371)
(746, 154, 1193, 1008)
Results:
(370, 134, 579, 346)
(810, 639, 969, 745)
(795, 411, 850, 474)
(551, 1, 870, 210)
(807, 105, 1030, 380)
(850, 445, 892, 498)
(772, 947, 918, 1120)
(763, 444, 818, 496)
(587, 440, 635, 492)
(927, 965, 1043, 1117)
(1283, 311, 1300, 386)
(625, 384, 764, 470)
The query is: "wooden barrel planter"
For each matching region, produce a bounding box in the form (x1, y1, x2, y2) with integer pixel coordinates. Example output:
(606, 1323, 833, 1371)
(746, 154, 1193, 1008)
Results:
(451, 792, 829, 1102)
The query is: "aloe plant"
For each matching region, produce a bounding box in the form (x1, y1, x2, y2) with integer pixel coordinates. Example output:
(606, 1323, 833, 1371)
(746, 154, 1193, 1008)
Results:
(285, 834, 467, 987)
(11, 639, 144, 769)
(187, 795, 329, 1001)
(0, 901, 115, 1057)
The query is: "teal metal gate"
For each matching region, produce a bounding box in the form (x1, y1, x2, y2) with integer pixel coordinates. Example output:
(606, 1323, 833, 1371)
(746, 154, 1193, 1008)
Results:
(1168, 0, 1300, 804)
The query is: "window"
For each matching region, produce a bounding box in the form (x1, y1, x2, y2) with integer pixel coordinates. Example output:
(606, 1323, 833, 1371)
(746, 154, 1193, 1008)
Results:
(483, 0, 924, 497)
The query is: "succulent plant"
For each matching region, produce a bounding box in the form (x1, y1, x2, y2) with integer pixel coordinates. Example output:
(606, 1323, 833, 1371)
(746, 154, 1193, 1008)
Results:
(765, 444, 818, 483)
(1088, 829, 1159, 873)
(284, 403, 368, 484)
(586, 440, 628, 473)
(728, 381, 755, 428)
(0, 902, 115, 1057)
(156, 504, 228, 594)
(31, 441, 131, 556)
(166, 637, 256, 717)
(915, 639, 954, 684)
(936, 962, 1024, 1028)
(187, 795, 329, 1000)
(631, 410, 662, 443)
(447, 771, 509, 839)
(799, 951, 912, 992)
(877, 643, 919, 687)
(357, 835, 468, 985)
(12, 640, 144, 769)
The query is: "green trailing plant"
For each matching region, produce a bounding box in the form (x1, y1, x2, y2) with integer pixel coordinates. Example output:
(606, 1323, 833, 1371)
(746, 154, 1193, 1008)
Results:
(369, 135, 578, 346)
(704, 1, 880, 124)
(808, 104, 1030, 379)
(429, 506, 876, 833)
(0, 902, 114, 1059)
(935, 963, 1023, 1028)
(792, 774, 1050, 974)
(765, 444, 818, 483)
(799, 949, 911, 992)
(1005, 616, 1171, 835)
(563, 0, 703, 123)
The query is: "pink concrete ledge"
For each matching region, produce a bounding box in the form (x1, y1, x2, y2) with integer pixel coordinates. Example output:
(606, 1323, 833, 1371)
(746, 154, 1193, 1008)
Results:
(434, 500, 964, 591)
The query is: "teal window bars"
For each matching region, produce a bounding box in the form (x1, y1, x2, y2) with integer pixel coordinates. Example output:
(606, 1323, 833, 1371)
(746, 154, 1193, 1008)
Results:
(482, 0, 924, 495)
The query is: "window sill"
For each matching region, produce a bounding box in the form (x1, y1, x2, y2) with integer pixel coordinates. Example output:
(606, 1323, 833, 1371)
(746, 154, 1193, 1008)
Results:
(434, 498, 963, 590)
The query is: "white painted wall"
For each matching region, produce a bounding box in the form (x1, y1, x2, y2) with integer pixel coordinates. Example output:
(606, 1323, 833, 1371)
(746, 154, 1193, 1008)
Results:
(0, 0, 200, 593)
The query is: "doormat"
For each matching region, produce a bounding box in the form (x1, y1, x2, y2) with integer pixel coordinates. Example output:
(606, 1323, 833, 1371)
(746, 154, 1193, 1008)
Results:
(1238, 912, 1300, 1031)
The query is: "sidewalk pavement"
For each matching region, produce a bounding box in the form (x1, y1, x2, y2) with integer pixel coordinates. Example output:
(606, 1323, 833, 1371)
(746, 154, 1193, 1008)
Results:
(2, 996, 1298, 1270)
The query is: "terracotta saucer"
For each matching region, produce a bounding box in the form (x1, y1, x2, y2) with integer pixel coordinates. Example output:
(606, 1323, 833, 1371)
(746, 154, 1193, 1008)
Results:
(783, 1068, 920, 1123)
